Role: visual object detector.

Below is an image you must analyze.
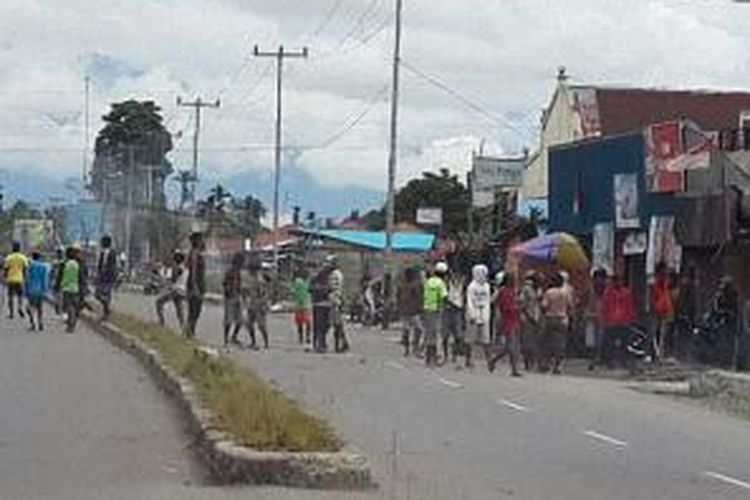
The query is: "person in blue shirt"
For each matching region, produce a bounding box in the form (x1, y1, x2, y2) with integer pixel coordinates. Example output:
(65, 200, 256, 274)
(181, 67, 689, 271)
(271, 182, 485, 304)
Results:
(25, 251, 50, 331)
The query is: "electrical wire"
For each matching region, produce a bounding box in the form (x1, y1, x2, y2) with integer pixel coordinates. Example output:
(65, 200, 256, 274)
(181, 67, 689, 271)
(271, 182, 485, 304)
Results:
(401, 60, 536, 139)
(314, 84, 389, 149)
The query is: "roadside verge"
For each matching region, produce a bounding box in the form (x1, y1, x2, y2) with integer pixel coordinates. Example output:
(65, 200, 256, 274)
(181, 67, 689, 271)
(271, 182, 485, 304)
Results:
(81, 310, 374, 489)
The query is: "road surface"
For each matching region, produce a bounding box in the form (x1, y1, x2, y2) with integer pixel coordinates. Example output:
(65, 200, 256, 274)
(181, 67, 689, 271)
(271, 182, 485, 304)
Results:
(116, 292, 750, 499)
(0, 303, 371, 500)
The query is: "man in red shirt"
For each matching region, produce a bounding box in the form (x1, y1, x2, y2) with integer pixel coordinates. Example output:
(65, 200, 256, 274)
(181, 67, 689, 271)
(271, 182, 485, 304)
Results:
(600, 273, 636, 368)
(487, 273, 522, 377)
(650, 262, 673, 361)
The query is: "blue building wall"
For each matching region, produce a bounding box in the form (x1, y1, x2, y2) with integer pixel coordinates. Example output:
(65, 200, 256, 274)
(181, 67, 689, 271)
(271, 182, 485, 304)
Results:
(548, 132, 679, 235)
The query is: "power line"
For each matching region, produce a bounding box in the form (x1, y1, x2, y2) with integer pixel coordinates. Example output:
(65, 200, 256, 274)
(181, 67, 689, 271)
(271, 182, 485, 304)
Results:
(337, 0, 385, 48)
(401, 60, 535, 140)
(315, 84, 389, 148)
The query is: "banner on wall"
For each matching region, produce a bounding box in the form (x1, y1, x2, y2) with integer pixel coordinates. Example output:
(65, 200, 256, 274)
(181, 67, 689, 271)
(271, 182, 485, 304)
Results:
(614, 173, 640, 229)
(646, 215, 682, 275)
(645, 121, 684, 193)
(592, 222, 614, 274)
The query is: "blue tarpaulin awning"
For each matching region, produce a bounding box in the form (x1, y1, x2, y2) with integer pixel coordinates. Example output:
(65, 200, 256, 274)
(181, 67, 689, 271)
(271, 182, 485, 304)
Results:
(307, 229, 435, 253)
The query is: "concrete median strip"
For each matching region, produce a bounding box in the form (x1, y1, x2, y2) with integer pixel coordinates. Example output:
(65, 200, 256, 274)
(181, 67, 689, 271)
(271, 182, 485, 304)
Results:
(80, 311, 375, 490)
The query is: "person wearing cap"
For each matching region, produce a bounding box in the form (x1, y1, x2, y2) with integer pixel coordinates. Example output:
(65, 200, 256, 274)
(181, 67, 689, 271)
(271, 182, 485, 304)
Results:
(423, 262, 449, 367)
(24, 250, 50, 331)
(185, 232, 206, 338)
(3, 241, 28, 319)
(155, 250, 187, 329)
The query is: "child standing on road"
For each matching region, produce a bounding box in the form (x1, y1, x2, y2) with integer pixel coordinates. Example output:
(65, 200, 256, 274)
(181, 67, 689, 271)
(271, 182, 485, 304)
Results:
(292, 269, 312, 345)
(155, 251, 187, 329)
(25, 251, 50, 331)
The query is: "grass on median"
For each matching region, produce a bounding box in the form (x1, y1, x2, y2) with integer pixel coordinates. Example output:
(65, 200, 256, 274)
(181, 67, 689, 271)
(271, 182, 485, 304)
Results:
(110, 312, 341, 453)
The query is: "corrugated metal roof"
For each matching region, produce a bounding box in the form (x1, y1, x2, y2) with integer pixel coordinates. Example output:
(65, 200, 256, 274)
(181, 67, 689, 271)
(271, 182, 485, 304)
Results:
(591, 87, 750, 135)
(311, 229, 435, 252)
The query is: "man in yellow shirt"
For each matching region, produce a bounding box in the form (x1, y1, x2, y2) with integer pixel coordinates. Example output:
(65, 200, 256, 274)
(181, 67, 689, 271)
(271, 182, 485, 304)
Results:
(4, 241, 28, 319)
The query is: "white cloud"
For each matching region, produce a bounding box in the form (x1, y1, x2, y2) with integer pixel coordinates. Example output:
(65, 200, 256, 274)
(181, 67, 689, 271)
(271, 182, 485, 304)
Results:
(2, 0, 750, 194)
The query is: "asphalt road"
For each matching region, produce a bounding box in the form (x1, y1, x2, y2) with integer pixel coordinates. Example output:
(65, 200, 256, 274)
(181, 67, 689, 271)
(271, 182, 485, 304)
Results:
(116, 292, 750, 500)
(0, 300, 372, 500)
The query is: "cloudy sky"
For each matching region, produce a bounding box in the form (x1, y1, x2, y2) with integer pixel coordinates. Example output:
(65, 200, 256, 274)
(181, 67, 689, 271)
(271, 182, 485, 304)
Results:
(2, 0, 750, 213)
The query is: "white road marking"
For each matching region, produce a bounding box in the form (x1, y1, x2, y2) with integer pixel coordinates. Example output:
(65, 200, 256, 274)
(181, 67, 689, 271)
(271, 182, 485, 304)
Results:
(582, 430, 628, 448)
(437, 378, 463, 389)
(385, 361, 408, 371)
(497, 399, 529, 412)
(705, 471, 750, 492)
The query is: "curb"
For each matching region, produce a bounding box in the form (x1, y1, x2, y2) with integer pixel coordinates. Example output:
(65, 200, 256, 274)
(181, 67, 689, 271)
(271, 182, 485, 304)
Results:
(81, 312, 375, 489)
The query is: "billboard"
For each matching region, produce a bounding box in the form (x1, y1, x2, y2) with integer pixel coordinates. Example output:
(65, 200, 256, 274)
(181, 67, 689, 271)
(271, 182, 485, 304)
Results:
(416, 207, 443, 226)
(471, 156, 524, 191)
(12, 219, 55, 252)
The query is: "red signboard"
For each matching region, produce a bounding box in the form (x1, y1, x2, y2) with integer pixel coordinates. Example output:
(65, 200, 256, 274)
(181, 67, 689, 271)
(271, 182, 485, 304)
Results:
(645, 121, 684, 193)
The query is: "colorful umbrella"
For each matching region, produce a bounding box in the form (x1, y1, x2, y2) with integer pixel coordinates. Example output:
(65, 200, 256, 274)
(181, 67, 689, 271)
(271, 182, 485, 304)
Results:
(509, 232, 589, 271)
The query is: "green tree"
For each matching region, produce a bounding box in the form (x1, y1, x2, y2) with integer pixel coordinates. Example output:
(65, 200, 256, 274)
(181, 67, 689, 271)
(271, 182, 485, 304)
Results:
(394, 168, 470, 235)
(0, 201, 43, 252)
(197, 183, 233, 215)
(91, 100, 173, 208)
(230, 194, 266, 237)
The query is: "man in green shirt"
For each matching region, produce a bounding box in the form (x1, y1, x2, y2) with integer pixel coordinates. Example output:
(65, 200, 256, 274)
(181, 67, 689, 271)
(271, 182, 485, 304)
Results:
(57, 246, 81, 333)
(423, 262, 448, 367)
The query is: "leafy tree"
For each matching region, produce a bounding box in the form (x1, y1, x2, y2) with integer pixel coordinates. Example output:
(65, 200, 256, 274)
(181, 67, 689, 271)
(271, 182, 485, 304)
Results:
(230, 194, 266, 237)
(197, 183, 233, 216)
(0, 201, 43, 252)
(91, 100, 173, 208)
(394, 168, 470, 235)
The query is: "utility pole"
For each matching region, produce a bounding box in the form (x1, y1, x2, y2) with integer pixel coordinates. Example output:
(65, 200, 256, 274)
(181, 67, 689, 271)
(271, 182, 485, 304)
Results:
(176, 95, 220, 210)
(83, 75, 90, 195)
(384, 0, 403, 321)
(125, 145, 134, 275)
(252, 44, 308, 288)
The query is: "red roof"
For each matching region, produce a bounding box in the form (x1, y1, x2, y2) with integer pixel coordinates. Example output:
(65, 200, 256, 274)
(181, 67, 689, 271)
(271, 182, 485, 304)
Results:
(586, 87, 750, 135)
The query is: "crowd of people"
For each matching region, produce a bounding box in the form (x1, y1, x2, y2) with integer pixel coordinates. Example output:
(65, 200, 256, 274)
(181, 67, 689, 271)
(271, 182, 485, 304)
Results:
(389, 257, 745, 375)
(1, 235, 120, 333)
(4, 229, 743, 372)
(395, 261, 576, 376)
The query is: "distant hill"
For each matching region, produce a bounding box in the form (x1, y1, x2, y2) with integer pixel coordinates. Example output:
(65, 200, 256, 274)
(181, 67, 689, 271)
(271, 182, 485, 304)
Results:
(2, 164, 384, 219)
